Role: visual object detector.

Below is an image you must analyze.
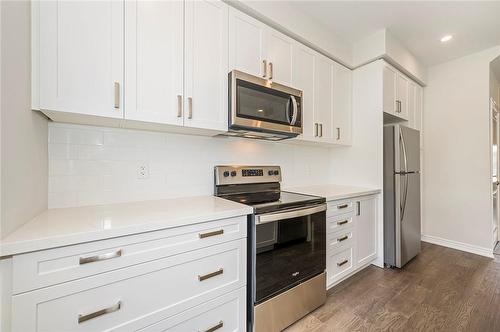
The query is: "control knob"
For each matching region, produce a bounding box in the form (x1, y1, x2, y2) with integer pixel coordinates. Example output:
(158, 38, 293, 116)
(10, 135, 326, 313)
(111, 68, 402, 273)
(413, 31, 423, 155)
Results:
(231, 171, 237, 177)
(223, 171, 230, 177)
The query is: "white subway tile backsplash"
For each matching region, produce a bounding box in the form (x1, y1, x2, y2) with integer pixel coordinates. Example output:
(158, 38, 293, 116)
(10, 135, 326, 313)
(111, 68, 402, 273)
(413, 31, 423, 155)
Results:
(48, 123, 334, 208)
(49, 126, 104, 145)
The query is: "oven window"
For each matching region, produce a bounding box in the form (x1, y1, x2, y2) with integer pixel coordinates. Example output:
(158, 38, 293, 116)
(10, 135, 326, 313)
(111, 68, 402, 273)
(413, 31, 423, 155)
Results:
(254, 211, 325, 304)
(236, 80, 301, 127)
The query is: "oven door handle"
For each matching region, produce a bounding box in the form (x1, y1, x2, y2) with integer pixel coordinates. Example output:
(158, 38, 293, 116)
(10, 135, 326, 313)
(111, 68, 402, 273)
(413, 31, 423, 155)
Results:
(255, 203, 326, 225)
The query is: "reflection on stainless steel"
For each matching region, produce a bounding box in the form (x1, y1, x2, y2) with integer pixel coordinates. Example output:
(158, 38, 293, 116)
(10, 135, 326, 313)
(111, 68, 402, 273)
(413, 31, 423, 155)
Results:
(254, 272, 326, 332)
(228, 70, 303, 140)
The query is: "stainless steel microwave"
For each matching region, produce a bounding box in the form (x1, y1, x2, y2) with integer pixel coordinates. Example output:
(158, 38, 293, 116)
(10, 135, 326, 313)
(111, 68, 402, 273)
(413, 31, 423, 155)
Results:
(227, 70, 303, 140)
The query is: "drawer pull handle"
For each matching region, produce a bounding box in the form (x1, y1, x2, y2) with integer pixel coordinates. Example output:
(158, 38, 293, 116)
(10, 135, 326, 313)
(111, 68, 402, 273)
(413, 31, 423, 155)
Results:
(199, 268, 223, 281)
(202, 320, 224, 332)
(337, 220, 349, 226)
(337, 235, 348, 242)
(338, 204, 349, 209)
(199, 229, 224, 239)
(337, 259, 349, 267)
(79, 249, 122, 265)
(78, 301, 121, 324)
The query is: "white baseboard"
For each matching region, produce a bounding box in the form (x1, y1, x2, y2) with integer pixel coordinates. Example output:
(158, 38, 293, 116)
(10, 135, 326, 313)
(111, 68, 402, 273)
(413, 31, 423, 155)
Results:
(421, 234, 494, 258)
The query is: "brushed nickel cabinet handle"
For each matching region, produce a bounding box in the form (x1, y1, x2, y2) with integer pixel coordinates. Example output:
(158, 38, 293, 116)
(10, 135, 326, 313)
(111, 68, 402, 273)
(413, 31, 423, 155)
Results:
(199, 229, 224, 239)
(336, 127, 341, 140)
(337, 259, 349, 267)
(78, 301, 121, 324)
(262, 60, 267, 78)
(198, 268, 223, 281)
(357, 201, 361, 216)
(188, 97, 193, 119)
(114, 82, 120, 109)
(315, 123, 319, 137)
(337, 220, 349, 226)
(338, 204, 349, 209)
(269, 62, 273, 80)
(319, 123, 323, 137)
(337, 235, 348, 242)
(202, 321, 224, 332)
(177, 95, 183, 117)
(79, 249, 122, 265)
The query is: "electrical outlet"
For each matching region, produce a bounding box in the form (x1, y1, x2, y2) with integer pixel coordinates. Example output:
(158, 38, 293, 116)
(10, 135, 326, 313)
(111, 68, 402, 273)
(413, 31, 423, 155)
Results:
(137, 164, 149, 179)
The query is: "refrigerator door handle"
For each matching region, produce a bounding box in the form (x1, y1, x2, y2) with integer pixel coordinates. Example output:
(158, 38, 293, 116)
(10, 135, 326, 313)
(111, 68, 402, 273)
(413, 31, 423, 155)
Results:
(401, 173, 409, 222)
(399, 127, 410, 222)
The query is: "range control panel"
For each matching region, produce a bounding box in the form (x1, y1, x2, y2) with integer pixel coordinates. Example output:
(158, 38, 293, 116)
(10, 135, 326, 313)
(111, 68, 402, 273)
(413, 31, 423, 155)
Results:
(214, 165, 281, 185)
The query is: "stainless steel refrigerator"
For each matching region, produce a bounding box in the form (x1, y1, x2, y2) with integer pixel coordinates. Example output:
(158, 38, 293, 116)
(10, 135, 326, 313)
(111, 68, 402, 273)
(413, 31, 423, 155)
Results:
(384, 124, 421, 268)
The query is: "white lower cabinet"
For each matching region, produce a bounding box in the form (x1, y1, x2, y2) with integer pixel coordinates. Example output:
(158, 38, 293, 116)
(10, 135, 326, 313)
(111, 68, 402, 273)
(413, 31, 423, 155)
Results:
(139, 287, 246, 332)
(10, 218, 247, 332)
(326, 194, 378, 288)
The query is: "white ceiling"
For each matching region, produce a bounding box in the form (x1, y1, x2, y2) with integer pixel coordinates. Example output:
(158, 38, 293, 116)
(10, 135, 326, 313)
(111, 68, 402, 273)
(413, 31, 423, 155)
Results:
(289, 1, 500, 66)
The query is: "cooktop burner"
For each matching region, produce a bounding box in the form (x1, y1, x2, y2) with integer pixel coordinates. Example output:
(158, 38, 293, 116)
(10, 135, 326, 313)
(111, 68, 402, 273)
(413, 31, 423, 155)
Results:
(214, 165, 325, 214)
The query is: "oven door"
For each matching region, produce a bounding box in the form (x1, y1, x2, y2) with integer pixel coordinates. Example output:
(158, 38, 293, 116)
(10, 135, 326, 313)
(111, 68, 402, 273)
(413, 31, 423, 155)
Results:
(229, 70, 302, 136)
(253, 203, 326, 304)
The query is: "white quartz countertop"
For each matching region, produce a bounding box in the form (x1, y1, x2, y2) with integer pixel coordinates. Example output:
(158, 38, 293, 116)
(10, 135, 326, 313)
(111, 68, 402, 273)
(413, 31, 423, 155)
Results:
(286, 184, 381, 201)
(0, 196, 252, 257)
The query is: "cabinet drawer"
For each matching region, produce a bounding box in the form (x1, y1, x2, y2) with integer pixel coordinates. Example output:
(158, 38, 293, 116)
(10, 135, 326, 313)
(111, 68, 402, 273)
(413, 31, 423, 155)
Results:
(327, 212, 355, 234)
(12, 239, 246, 332)
(327, 200, 355, 216)
(327, 246, 354, 285)
(328, 228, 355, 255)
(12, 216, 246, 294)
(138, 287, 246, 332)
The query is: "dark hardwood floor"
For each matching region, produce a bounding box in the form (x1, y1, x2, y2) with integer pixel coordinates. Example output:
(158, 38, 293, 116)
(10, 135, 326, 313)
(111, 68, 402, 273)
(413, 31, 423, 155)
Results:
(285, 242, 500, 331)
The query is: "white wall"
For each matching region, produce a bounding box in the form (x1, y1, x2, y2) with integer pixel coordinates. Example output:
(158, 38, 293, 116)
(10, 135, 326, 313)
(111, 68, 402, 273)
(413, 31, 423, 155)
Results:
(1, 1, 48, 238)
(353, 29, 427, 85)
(229, 0, 353, 67)
(48, 123, 335, 208)
(423, 45, 500, 255)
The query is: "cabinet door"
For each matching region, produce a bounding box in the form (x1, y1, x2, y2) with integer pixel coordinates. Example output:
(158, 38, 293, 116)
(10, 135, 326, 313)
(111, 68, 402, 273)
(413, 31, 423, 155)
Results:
(264, 29, 293, 85)
(407, 81, 417, 128)
(333, 64, 352, 145)
(415, 85, 424, 148)
(314, 54, 334, 143)
(184, 0, 228, 131)
(382, 65, 397, 116)
(355, 197, 377, 266)
(124, 1, 183, 125)
(228, 8, 265, 78)
(291, 44, 315, 141)
(38, 1, 123, 118)
(396, 73, 409, 120)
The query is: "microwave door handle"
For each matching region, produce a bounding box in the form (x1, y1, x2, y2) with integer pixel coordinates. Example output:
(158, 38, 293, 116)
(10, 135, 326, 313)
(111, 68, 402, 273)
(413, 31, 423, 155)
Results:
(290, 96, 298, 125)
(285, 98, 292, 124)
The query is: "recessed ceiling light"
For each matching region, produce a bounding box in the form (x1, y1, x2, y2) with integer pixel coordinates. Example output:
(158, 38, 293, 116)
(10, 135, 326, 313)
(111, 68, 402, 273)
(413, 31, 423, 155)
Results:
(440, 35, 453, 43)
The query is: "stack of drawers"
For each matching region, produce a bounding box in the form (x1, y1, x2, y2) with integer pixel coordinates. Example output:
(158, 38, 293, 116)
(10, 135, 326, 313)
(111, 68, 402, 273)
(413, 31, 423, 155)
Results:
(10, 216, 247, 331)
(326, 199, 358, 287)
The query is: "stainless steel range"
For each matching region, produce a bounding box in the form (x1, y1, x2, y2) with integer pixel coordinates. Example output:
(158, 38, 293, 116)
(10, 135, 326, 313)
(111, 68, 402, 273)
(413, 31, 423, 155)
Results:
(214, 165, 326, 332)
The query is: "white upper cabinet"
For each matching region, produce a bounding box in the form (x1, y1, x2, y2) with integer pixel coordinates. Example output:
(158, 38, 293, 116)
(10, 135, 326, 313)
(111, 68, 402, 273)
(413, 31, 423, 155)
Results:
(35, 1, 124, 118)
(184, 0, 228, 131)
(314, 54, 335, 143)
(264, 30, 294, 85)
(228, 9, 293, 84)
(396, 72, 409, 120)
(124, 0, 183, 125)
(292, 46, 352, 146)
(382, 65, 397, 116)
(383, 63, 413, 121)
(228, 8, 265, 78)
(333, 64, 352, 145)
(291, 44, 315, 141)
